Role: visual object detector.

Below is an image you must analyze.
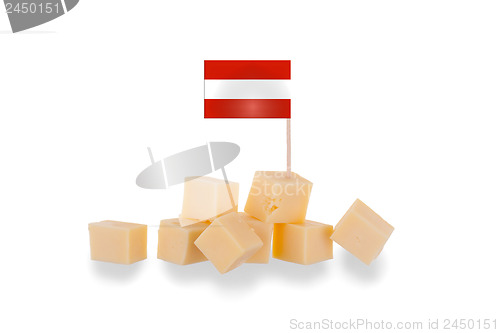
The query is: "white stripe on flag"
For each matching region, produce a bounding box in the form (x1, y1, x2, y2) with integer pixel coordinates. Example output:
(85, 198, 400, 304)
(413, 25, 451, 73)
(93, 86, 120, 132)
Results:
(204, 80, 291, 99)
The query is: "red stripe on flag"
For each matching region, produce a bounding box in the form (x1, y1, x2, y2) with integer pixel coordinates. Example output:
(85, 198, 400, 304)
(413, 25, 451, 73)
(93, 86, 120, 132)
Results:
(204, 99, 291, 118)
(205, 60, 291, 80)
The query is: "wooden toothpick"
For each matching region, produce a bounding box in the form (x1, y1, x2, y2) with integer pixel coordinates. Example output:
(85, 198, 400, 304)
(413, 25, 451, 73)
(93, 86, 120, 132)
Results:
(287, 118, 291, 178)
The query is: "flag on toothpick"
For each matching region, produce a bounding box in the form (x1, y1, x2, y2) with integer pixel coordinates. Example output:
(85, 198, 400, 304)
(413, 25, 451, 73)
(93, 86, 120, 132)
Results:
(204, 60, 291, 118)
(204, 59, 292, 177)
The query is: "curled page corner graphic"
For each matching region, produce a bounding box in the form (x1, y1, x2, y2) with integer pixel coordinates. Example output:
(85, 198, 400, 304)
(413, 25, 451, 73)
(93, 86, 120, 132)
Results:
(4, 0, 79, 33)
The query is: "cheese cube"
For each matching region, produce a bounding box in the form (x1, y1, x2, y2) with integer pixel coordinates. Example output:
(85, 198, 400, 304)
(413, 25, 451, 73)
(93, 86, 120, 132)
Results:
(181, 176, 239, 221)
(244, 171, 312, 224)
(238, 212, 273, 263)
(157, 218, 209, 265)
(331, 199, 394, 265)
(194, 212, 263, 274)
(178, 216, 211, 227)
(88, 220, 147, 264)
(273, 220, 333, 264)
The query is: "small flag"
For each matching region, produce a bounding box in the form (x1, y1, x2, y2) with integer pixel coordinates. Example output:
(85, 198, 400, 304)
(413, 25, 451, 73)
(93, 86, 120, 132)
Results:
(204, 60, 291, 118)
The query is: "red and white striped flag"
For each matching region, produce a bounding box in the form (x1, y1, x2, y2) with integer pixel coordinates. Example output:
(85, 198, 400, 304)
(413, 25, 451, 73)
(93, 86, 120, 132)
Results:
(204, 60, 291, 118)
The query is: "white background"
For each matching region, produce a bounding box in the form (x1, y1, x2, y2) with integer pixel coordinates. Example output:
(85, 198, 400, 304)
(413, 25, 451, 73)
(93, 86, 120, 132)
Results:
(1, 1, 499, 332)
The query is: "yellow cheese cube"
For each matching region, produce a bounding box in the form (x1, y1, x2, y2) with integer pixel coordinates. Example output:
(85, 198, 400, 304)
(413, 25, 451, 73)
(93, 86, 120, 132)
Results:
(238, 212, 273, 263)
(244, 171, 312, 224)
(181, 176, 239, 221)
(157, 218, 209, 265)
(178, 216, 210, 227)
(331, 199, 394, 265)
(88, 220, 147, 264)
(273, 220, 333, 264)
(194, 212, 263, 274)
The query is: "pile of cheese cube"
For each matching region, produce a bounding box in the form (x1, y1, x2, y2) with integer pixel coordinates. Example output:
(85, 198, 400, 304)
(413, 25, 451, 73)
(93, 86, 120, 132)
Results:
(89, 171, 394, 273)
